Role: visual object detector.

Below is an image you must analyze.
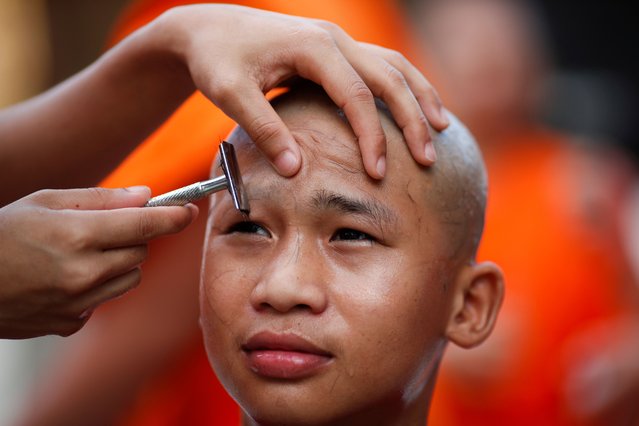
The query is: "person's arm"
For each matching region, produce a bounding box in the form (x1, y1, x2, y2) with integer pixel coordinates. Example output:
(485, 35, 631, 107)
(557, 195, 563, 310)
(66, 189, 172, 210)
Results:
(0, 4, 447, 205)
(0, 4, 448, 340)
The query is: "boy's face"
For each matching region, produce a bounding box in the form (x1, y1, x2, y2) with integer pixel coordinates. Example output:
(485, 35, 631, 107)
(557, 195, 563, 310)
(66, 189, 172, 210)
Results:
(201, 100, 460, 424)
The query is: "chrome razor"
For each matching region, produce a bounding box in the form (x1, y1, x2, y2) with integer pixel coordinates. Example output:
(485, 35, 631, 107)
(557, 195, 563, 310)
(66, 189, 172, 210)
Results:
(144, 141, 250, 214)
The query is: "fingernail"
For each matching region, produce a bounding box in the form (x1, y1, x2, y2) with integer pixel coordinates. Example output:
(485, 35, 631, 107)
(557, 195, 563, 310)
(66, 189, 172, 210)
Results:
(376, 155, 386, 178)
(124, 185, 151, 195)
(274, 150, 299, 176)
(425, 142, 437, 162)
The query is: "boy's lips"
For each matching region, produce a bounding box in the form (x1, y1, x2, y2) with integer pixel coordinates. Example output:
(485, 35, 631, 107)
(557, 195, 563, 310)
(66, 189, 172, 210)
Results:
(241, 331, 334, 379)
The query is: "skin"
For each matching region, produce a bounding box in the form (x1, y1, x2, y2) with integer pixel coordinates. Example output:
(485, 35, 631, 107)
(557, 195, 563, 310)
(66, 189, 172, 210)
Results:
(201, 85, 503, 425)
(0, 187, 196, 338)
(0, 4, 449, 339)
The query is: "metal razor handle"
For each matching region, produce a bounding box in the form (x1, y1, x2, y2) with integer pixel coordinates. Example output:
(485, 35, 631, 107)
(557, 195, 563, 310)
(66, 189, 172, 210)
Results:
(143, 141, 249, 213)
(144, 176, 227, 207)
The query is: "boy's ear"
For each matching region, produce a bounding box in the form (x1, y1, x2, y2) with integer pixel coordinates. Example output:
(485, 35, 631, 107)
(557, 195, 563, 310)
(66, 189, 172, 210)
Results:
(445, 261, 504, 348)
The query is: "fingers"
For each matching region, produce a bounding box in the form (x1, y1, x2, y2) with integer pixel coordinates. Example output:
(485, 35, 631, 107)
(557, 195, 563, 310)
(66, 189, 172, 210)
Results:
(80, 204, 197, 248)
(213, 85, 301, 176)
(359, 43, 449, 131)
(292, 23, 448, 173)
(183, 7, 449, 178)
(30, 186, 151, 210)
(296, 39, 387, 178)
(342, 51, 434, 167)
(356, 43, 447, 165)
(315, 27, 442, 167)
(70, 267, 143, 318)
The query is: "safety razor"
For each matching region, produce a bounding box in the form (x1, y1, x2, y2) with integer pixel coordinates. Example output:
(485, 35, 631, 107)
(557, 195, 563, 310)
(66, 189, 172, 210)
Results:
(144, 141, 250, 214)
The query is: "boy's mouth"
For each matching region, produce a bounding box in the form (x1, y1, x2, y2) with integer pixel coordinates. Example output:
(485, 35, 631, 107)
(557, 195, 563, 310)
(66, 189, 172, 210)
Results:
(241, 331, 334, 379)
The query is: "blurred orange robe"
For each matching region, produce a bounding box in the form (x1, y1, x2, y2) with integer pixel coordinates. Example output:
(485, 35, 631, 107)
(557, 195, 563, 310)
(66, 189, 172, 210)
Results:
(430, 129, 633, 426)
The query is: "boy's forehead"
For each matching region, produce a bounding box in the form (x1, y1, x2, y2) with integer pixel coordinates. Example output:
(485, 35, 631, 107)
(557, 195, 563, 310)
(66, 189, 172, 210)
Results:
(231, 95, 424, 189)
(229, 110, 426, 206)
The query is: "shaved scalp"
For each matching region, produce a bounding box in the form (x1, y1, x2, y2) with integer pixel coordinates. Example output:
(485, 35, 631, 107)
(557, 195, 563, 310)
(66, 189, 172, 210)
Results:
(424, 113, 487, 260)
(225, 82, 487, 262)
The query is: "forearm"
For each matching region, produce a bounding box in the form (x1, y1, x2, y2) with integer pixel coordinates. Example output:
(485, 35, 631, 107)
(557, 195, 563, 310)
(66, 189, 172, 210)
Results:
(0, 12, 194, 205)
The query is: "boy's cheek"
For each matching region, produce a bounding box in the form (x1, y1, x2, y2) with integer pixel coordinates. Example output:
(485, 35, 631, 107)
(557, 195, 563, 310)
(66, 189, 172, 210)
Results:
(200, 255, 252, 322)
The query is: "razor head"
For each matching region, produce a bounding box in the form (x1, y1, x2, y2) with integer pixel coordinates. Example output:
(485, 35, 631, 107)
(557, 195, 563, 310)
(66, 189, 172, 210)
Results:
(219, 141, 250, 215)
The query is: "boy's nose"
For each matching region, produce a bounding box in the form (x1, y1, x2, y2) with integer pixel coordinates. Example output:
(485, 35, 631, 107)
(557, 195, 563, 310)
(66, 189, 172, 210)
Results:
(250, 239, 328, 314)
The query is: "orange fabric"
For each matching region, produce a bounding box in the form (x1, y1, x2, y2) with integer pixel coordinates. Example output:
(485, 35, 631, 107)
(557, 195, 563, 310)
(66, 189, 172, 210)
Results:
(101, 1, 421, 425)
(430, 129, 632, 426)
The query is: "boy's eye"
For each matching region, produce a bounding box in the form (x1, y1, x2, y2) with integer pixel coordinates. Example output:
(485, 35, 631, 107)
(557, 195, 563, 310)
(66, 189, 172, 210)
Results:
(227, 221, 271, 237)
(331, 228, 375, 243)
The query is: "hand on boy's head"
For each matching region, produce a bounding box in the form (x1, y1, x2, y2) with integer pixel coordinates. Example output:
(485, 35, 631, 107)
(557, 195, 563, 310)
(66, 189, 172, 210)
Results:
(200, 84, 503, 425)
(159, 4, 448, 179)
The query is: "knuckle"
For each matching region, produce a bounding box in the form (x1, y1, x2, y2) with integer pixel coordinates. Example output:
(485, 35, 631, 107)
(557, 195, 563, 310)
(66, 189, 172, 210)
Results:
(247, 116, 285, 147)
(137, 212, 159, 238)
(384, 63, 407, 88)
(209, 76, 242, 102)
(399, 113, 429, 140)
(415, 113, 430, 130)
(29, 189, 66, 210)
(414, 81, 438, 104)
(28, 189, 54, 203)
(346, 80, 374, 106)
(61, 261, 99, 295)
(62, 225, 92, 251)
(84, 187, 112, 209)
(124, 245, 149, 270)
(312, 19, 340, 36)
(296, 23, 336, 50)
(387, 49, 409, 68)
(410, 114, 431, 140)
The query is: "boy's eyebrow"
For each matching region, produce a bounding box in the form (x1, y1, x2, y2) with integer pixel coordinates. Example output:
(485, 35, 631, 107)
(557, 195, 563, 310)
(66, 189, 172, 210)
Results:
(311, 189, 399, 230)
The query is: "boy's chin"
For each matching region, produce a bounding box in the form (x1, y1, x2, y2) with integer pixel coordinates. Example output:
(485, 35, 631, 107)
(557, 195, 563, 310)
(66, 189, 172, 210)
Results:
(240, 401, 348, 426)
(234, 382, 410, 426)
(232, 382, 375, 426)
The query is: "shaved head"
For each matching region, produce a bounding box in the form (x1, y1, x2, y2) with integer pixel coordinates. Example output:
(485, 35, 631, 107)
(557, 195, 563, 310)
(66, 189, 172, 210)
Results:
(224, 82, 487, 264)
(202, 82, 503, 426)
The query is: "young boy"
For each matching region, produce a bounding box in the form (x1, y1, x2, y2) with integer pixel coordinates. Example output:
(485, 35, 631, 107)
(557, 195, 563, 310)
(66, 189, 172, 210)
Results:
(201, 83, 504, 425)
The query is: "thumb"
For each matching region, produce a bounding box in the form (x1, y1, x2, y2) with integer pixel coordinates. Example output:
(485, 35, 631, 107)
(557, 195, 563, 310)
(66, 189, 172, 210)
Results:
(31, 186, 151, 211)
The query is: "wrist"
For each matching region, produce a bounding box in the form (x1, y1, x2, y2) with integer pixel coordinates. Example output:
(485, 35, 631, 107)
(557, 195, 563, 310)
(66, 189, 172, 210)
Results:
(128, 9, 195, 95)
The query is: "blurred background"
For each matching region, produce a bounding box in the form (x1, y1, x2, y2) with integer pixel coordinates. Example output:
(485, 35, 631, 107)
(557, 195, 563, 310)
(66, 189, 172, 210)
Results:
(1, 0, 637, 425)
